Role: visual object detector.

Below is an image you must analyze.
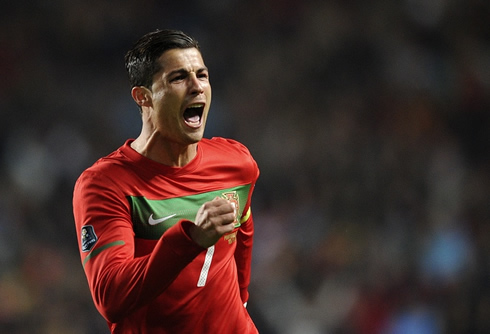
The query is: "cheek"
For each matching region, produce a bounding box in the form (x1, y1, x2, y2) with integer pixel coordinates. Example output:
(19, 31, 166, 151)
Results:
(155, 96, 181, 120)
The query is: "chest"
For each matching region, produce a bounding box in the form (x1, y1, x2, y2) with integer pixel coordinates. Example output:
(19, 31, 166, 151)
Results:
(127, 184, 251, 241)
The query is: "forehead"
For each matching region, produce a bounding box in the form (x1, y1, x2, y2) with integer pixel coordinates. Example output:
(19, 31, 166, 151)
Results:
(157, 48, 205, 73)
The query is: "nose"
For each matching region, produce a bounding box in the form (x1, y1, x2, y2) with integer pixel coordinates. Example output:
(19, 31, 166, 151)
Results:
(189, 73, 204, 95)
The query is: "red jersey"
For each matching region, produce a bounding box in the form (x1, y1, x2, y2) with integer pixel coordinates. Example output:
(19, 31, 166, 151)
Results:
(73, 138, 259, 334)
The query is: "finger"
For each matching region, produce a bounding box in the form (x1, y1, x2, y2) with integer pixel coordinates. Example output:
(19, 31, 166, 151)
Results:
(212, 197, 235, 209)
(206, 209, 235, 227)
(216, 219, 236, 234)
(207, 200, 235, 216)
(194, 206, 208, 227)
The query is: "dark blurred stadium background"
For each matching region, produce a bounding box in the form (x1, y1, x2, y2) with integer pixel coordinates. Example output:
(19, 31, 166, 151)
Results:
(0, 0, 489, 333)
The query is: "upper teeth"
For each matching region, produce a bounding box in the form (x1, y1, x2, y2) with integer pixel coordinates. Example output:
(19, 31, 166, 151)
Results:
(188, 104, 204, 108)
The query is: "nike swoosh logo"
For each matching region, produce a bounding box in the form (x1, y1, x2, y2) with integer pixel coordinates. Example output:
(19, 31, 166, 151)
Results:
(148, 213, 177, 225)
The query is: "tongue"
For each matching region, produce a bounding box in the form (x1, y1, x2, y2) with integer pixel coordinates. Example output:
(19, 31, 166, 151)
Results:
(184, 107, 201, 124)
(186, 115, 200, 123)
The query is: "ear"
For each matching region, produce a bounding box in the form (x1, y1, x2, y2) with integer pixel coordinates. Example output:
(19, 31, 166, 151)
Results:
(131, 86, 152, 108)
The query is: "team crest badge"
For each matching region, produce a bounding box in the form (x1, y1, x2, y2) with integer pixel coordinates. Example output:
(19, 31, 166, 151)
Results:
(81, 225, 98, 252)
(224, 231, 238, 244)
(221, 191, 240, 227)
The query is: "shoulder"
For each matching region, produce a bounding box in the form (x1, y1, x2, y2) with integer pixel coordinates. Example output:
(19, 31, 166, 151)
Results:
(199, 137, 259, 180)
(201, 137, 253, 157)
(74, 145, 130, 193)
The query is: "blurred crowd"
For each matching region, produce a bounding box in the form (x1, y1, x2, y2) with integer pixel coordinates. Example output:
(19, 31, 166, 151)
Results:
(0, 0, 489, 333)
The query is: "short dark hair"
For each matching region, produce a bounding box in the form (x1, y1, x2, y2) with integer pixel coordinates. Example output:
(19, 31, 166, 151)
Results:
(124, 29, 200, 89)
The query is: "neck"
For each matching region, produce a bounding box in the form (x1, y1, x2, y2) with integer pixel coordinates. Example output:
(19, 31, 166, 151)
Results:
(131, 133, 198, 167)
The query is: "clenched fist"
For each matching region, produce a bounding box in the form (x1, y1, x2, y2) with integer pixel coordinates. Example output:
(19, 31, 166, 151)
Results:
(189, 197, 237, 248)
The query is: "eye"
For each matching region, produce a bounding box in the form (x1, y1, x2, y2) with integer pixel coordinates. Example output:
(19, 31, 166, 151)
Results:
(170, 75, 185, 83)
(197, 71, 209, 80)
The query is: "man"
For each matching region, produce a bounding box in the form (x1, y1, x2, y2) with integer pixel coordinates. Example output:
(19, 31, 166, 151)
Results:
(73, 29, 260, 333)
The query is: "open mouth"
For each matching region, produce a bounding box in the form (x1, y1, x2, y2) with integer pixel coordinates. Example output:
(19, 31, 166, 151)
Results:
(183, 103, 204, 128)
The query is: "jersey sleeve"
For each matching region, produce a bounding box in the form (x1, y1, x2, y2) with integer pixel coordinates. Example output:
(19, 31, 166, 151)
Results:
(235, 207, 255, 304)
(73, 170, 204, 323)
(234, 143, 260, 304)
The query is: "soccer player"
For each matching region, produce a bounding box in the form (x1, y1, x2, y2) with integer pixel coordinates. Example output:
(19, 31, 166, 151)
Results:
(73, 29, 260, 333)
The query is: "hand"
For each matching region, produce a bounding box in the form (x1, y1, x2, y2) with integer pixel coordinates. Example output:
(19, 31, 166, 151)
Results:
(189, 198, 237, 248)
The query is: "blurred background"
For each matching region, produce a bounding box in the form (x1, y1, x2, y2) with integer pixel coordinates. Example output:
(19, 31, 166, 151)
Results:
(1, 0, 489, 333)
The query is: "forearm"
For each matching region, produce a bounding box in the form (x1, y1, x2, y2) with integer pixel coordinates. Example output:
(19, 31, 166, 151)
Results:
(88, 220, 203, 322)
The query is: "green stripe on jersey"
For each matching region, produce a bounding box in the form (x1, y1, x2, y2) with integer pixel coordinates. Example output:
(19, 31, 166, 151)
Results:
(127, 184, 252, 240)
(83, 240, 125, 268)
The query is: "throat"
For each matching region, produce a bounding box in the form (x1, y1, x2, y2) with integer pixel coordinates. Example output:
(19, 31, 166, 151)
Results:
(133, 136, 198, 167)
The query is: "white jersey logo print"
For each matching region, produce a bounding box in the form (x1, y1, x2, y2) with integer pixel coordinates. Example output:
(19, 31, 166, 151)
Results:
(148, 213, 177, 225)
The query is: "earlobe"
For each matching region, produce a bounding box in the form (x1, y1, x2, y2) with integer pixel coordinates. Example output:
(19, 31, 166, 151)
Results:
(131, 86, 152, 107)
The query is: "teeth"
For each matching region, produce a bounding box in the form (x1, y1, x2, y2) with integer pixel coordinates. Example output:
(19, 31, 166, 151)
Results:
(188, 103, 204, 108)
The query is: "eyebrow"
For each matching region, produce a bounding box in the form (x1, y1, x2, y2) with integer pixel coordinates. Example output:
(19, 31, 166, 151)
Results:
(168, 66, 209, 77)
